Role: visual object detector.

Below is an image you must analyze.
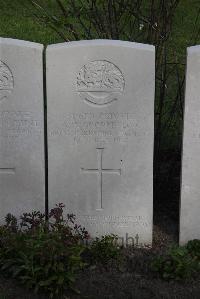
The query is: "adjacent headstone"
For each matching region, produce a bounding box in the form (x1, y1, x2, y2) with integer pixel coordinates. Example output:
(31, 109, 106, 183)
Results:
(0, 38, 45, 222)
(47, 40, 155, 245)
(180, 46, 200, 244)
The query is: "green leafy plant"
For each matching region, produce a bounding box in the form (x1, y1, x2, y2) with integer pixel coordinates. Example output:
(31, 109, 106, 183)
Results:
(186, 239, 200, 260)
(151, 244, 200, 280)
(89, 234, 122, 265)
(0, 204, 89, 298)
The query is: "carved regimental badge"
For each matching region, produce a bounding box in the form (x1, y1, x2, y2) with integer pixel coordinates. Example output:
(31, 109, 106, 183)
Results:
(0, 60, 14, 102)
(77, 60, 124, 106)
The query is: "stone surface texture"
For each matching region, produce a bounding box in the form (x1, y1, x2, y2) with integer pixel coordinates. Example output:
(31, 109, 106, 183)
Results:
(0, 38, 45, 222)
(47, 40, 154, 245)
(180, 46, 200, 244)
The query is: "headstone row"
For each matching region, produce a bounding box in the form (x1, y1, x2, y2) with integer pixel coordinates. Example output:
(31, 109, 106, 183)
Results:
(0, 37, 199, 245)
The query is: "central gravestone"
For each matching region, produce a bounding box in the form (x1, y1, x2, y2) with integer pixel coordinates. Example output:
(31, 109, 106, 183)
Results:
(47, 40, 154, 245)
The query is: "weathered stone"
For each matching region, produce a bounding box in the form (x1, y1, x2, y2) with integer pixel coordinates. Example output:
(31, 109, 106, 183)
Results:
(180, 46, 200, 244)
(0, 38, 45, 222)
(47, 40, 154, 245)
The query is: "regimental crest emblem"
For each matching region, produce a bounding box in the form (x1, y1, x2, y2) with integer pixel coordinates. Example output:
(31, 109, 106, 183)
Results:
(77, 60, 125, 106)
(0, 60, 14, 102)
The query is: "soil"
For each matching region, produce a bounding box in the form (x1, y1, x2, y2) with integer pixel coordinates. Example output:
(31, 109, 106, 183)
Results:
(1, 153, 200, 299)
(1, 234, 200, 299)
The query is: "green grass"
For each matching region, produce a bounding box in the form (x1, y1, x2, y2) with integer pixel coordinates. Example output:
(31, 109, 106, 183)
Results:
(0, 288, 7, 299)
(0, 0, 200, 53)
(0, 0, 61, 44)
(170, 0, 200, 61)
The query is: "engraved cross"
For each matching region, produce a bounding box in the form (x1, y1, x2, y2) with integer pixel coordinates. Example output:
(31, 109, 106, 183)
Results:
(81, 148, 121, 210)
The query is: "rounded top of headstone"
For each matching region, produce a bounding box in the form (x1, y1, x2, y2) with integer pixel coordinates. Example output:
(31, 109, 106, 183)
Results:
(0, 37, 43, 50)
(187, 45, 200, 56)
(47, 39, 155, 52)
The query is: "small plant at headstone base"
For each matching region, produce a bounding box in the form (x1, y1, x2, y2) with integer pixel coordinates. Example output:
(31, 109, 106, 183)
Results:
(0, 203, 90, 298)
(151, 243, 200, 280)
(186, 239, 200, 260)
(88, 234, 122, 266)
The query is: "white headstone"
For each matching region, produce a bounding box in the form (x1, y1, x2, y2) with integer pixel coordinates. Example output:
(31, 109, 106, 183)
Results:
(47, 40, 154, 245)
(0, 38, 45, 221)
(180, 46, 200, 244)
